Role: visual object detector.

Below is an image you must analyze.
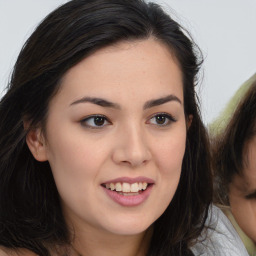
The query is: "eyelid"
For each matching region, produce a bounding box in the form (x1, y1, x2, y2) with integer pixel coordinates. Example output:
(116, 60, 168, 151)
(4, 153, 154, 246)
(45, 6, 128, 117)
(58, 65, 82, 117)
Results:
(147, 112, 177, 126)
(80, 114, 111, 129)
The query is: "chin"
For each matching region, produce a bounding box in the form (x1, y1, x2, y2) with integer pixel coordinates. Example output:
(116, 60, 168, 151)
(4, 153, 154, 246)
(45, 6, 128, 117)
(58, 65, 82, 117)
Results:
(101, 215, 154, 236)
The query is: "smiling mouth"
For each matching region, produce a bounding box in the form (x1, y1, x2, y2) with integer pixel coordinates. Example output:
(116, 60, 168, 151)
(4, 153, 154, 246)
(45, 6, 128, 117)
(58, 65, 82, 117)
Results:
(102, 182, 151, 196)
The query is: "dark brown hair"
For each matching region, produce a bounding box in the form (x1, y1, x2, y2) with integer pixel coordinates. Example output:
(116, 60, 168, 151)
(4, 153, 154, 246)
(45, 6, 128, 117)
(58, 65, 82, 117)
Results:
(0, 0, 212, 255)
(212, 78, 256, 205)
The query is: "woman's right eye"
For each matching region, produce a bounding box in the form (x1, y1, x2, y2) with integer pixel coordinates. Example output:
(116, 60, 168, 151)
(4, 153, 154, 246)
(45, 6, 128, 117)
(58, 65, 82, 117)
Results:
(80, 115, 111, 129)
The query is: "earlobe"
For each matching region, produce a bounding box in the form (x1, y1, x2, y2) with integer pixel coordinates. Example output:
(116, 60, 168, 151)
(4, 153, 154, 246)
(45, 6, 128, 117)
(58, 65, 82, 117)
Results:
(187, 115, 193, 129)
(26, 128, 48, 162)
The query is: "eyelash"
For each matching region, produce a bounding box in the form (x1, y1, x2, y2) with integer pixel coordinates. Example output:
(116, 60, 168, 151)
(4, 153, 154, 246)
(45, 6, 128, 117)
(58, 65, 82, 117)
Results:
(80, 115, 111, 129)
(80, 113, 176, 129)
(147, 113, 176, 127)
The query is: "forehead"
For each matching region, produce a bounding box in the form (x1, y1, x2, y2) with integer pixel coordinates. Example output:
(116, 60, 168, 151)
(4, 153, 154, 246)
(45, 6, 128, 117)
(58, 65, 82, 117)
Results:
(233, 136, 256, 192)
(57, 38, 184, 106)
(243, 136, 256, 182)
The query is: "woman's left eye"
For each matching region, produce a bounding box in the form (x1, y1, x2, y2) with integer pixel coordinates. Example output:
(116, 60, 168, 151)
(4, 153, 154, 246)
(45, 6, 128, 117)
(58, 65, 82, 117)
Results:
(80, 115, 110, 128)
(148, 113, 176, 126)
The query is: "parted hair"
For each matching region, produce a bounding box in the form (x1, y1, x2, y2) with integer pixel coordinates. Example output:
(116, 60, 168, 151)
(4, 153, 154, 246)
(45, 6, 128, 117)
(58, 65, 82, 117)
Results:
(213, 79, 256, 205)
(0, 0, 212, 255)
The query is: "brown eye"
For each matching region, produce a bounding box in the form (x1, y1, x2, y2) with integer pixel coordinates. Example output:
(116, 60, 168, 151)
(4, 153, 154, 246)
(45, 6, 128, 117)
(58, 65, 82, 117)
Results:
(155, 115, 167, 125)
(94, 116, 105, 126)
(148, 113, 176, 126)
(81, 115, 110, 128)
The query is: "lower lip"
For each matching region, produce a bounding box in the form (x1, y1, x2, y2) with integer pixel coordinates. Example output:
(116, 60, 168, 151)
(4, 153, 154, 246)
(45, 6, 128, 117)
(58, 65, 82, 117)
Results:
(102, 185, 153, 207)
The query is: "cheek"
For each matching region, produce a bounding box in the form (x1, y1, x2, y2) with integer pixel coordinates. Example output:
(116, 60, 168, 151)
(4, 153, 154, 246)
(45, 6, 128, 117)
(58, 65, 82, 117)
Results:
(230, 196, 256, 242)
(46, 128, 108, 173)
(149, 138, 185, 222)
(152, 129, 186, 204)
(45, 132, 108, 197)
(45, 134, 110, 224)
(153, 130, 186, 175)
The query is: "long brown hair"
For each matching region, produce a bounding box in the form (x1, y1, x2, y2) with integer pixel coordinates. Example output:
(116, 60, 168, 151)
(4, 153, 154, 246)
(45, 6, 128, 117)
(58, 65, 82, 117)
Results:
(0, 1, 212, 255)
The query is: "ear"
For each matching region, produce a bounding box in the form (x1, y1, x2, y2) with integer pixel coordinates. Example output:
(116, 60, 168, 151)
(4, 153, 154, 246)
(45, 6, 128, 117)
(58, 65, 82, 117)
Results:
(26, 128, 48, 162)
(187, 114, 193, 129)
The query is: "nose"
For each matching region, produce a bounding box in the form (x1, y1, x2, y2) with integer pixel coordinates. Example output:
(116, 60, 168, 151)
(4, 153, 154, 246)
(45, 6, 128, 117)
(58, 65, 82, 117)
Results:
(112, 124, 152, 167)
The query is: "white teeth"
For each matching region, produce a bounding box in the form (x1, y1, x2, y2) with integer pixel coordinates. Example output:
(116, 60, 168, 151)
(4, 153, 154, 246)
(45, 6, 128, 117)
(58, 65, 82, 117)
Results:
(110, 183, 115, 191)
(115, 182, 122, 192)
(122, 182, 130, 192)
(131, 183, 139, 192)
(104, 182, 149, 193)
(142, 182, 147, 190)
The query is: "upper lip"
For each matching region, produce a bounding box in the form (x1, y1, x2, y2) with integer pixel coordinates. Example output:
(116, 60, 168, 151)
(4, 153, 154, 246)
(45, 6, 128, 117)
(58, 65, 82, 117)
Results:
(102, 176, 155, 184)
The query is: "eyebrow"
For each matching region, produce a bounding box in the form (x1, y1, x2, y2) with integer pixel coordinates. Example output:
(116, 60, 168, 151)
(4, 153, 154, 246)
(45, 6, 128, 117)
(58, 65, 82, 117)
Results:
(143, 94, 182, 110)
(70, 94, 182, 109)
(70, 97, 121, 109)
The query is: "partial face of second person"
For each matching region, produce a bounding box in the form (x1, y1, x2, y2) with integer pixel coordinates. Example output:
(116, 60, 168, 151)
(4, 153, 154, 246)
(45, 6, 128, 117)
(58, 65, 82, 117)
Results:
(28, 39, 187, 237)
(229, 136, 256, 243)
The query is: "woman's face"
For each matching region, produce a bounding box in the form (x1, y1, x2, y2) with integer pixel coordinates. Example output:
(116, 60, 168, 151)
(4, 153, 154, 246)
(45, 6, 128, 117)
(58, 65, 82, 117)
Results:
(229, 136, 256, 242)
(31, 39, 187, 236)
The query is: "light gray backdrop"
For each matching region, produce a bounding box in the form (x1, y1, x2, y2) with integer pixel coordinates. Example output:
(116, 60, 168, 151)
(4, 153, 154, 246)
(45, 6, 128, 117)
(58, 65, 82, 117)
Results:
(1, 0, 256, 125)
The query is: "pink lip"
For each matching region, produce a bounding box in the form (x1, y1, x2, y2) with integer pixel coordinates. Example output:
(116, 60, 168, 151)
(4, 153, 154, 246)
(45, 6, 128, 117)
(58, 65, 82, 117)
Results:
(102, 176, 155, 184)
(102, 184, 153, 207)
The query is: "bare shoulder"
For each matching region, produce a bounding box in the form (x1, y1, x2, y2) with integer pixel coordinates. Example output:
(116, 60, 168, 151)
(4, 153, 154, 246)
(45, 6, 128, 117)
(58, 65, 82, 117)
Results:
(0, 247, 37, 256)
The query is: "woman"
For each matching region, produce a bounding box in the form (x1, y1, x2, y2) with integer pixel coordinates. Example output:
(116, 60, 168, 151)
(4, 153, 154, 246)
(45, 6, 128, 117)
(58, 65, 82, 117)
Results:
(212, 73, 256, 256)
(0, 0, 248, 255)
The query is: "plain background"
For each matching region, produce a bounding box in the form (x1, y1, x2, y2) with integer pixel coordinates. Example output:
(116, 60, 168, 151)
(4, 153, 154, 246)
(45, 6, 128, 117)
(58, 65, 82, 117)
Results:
(0, 0, 256, 125)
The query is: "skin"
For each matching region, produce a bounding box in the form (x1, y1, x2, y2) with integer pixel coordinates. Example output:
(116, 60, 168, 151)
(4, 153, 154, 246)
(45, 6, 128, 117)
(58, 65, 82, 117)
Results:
(229, 136, 256, 243)
(0, 247, 36, 256)
(27, 38, 188, 256)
